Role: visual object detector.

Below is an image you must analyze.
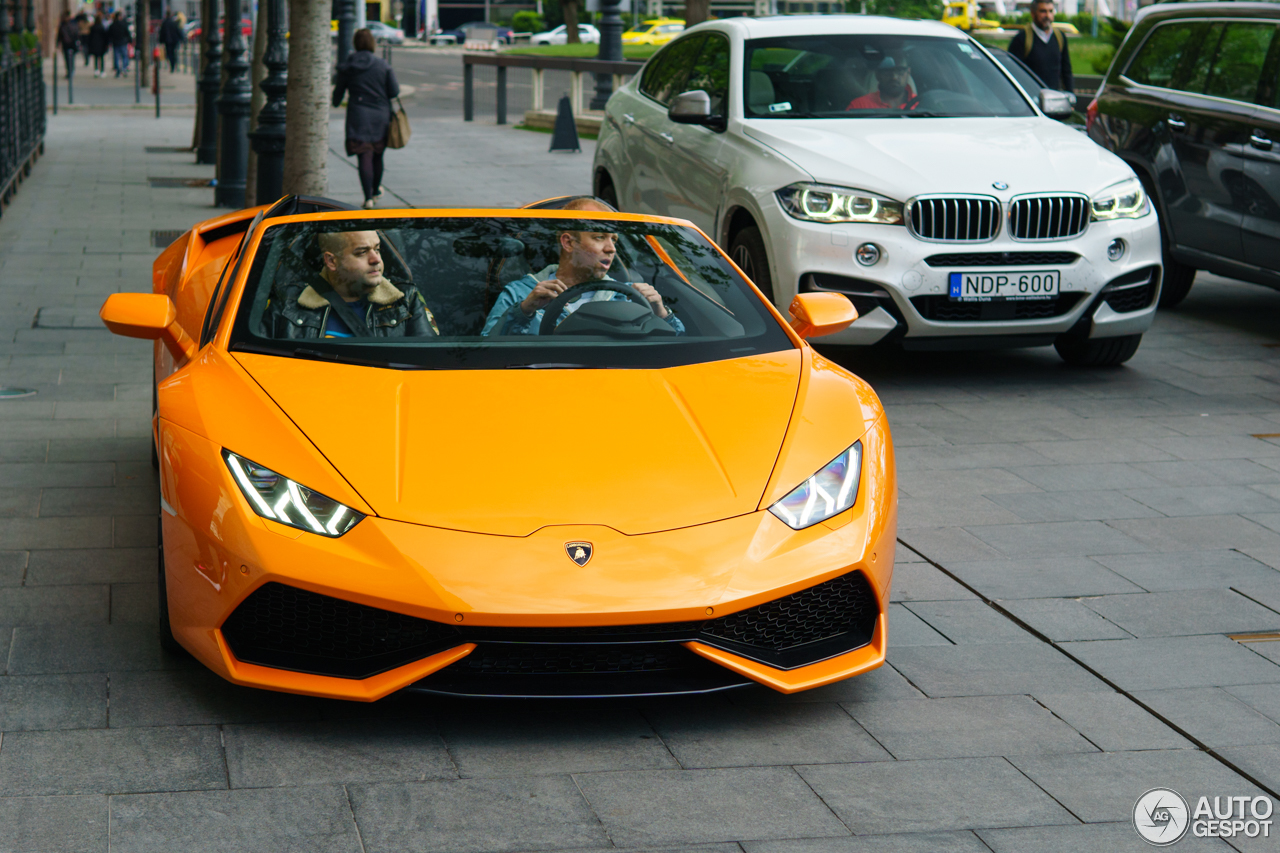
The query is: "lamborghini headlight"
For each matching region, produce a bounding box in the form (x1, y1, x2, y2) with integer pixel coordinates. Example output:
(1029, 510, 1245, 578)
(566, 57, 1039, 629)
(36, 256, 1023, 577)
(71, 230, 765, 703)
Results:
(1091, 177, 1149, 221)
(777, 183, 904, 225)
(769, 442, 863, 530)
(223, 450, 363, 537)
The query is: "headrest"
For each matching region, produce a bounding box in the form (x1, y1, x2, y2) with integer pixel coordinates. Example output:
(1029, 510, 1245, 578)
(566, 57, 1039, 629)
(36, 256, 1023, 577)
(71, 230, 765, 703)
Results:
(748, 71, 775, 109)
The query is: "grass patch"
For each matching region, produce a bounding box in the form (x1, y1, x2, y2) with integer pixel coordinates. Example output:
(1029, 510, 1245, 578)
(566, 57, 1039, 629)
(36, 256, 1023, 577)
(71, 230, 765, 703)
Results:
(504, 43, 659, 60)
(973, 33, 1115, 76)
(513, 123, 598, 140)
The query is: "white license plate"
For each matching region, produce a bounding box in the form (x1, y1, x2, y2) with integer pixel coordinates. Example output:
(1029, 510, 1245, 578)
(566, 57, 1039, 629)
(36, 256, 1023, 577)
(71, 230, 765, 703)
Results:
(948, 271, 1061, 302)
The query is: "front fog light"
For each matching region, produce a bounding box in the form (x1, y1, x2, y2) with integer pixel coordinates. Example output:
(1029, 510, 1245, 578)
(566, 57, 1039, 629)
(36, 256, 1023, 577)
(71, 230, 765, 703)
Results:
(856, 243, 881, 266)
(769, 442, 863, 530)
(1107, 239, 1126, 261)
(223, 450, 364, 537)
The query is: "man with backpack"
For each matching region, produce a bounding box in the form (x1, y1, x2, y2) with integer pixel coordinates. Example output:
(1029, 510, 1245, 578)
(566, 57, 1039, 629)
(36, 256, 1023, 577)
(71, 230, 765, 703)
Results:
(1008, 0, 1073, 93)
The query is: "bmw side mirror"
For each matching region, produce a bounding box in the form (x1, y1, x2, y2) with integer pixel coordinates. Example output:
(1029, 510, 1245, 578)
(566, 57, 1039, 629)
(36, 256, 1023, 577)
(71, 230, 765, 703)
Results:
(1039, 90, 1076, 119)
(668, 90, 726, 131)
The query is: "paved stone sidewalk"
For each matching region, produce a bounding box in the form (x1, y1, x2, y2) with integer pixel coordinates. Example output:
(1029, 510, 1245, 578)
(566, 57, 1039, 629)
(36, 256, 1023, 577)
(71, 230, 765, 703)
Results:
(1, 110, 1278, 852)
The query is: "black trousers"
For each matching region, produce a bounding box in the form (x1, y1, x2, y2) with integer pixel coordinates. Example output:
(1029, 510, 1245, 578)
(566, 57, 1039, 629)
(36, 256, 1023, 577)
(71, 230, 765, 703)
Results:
(357, 149, 384, 201)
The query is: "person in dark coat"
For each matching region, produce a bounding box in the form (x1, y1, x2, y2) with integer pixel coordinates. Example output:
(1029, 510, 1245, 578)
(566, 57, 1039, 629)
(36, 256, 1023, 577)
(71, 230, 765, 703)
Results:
(1007, 0, 1073, 93)
(87, 15, 109, 77)
(108, 11, 132, 78)
(333, 28, 400, 209)
(158, 11, 183, 73)
(57, 12, 80, 80)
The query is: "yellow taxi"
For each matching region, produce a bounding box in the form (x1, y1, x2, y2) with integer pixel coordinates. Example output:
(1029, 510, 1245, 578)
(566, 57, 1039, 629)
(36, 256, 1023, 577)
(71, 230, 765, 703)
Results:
(622, 17, 686, 45)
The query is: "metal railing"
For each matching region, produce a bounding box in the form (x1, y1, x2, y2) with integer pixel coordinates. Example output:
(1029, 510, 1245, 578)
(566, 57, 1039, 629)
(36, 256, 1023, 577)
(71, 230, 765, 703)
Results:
(0, 40, 45, 218)
(462, 52, 642, 125)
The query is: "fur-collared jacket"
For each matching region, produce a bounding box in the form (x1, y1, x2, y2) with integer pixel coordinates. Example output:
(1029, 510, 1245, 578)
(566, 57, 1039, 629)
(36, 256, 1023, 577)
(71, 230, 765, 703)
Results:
(266, 274, 439, 340)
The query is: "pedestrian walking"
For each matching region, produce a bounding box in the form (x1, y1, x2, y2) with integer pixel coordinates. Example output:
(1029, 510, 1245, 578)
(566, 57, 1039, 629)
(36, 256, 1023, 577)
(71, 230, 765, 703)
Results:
(76, 12, 91, 67)
(57, 11, 80, 80)
(1007, 0, 1073, 93)
(333, 28, 401, 210)
(88, 15, 109, 77)
(108, 11, 132, 78)
(158, 11, 183, 73)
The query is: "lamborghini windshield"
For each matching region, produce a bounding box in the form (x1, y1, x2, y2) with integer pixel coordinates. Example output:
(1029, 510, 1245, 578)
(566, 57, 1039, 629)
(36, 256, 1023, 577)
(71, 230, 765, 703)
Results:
(229, 215, 793, 369)
(744, 34, 1036, 118)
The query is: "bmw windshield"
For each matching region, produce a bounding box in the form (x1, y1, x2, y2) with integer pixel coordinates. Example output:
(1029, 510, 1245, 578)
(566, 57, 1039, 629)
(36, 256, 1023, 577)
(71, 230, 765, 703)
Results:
(229, 215, 793, 370)
(744, 34, 1036, 118)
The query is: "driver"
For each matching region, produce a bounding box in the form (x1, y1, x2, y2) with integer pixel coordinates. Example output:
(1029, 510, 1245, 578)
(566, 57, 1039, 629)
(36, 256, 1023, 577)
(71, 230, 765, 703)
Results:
(268, 229, 438, 339)
(847, 55, 917, 111)
(481, 198, 685, 336)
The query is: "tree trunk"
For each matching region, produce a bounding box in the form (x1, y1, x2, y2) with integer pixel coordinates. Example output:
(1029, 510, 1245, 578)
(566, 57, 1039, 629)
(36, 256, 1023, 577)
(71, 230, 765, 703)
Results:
(563, 0, 580, 43)
(683, 0, 710, 27)
(282, 0, 330, 196)
(244, 1, 269, 206)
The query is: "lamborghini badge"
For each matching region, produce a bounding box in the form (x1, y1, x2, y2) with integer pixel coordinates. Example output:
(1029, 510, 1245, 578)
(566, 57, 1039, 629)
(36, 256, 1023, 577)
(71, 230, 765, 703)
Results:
(566, 542, 593, 566)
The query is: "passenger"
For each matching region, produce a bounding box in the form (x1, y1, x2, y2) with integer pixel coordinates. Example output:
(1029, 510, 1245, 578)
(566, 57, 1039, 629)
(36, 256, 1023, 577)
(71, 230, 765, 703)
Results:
(847, 55, 917, 111)
(481, 198, 684, 336)
(267, 230, 438, 340)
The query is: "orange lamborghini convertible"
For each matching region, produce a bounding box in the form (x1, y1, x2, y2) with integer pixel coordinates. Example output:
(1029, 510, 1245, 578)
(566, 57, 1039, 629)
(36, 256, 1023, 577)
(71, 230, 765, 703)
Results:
(99, 195, 897, 700)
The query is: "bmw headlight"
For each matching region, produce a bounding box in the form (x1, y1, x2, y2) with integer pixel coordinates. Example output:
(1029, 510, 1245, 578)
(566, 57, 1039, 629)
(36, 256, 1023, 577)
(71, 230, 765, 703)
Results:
(769, 442, 863, 530)
(223, 450, 364, 537)
(1091, 178, 1149, 221)
(777, 184, 904, 225)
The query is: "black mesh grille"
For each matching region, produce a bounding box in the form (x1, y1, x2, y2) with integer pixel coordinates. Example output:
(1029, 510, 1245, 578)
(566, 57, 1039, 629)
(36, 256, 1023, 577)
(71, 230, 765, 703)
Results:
(1009, 196, 1090, 240)
(699, 571, 878, 668)
(925, 251, 1078, 267)
(909, 197, 1001, 241)
(221, 582, 461, 679)
(1103, 266, 1158, 313)
(910, 293, 1084, 322)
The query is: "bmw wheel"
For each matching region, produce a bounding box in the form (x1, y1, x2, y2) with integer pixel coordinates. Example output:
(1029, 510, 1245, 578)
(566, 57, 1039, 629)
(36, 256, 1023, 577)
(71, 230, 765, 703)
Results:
(729, 226, 775, 306)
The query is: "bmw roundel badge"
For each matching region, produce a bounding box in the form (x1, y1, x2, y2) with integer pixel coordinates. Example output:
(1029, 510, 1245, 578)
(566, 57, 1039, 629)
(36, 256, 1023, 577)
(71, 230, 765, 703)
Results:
(992, 181, 1009, 190)
(566, 542, 593, 567)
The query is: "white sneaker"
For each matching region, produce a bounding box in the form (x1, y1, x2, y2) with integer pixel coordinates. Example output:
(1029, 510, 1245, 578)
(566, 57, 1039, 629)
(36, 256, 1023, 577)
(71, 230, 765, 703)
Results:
(375, 186, 383, 199)
(362, 198, 376, 210)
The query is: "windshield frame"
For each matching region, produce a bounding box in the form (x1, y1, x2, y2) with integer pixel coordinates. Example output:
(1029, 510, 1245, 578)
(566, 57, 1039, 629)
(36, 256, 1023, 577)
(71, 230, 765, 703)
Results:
(741, 33, 1039, 120)
(218, 210, 800, 371)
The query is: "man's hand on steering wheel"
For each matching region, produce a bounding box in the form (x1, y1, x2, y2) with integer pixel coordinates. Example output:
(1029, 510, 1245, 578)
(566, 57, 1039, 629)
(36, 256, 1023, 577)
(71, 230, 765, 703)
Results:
(630, 282, 670, 319)
(519, 277, 570, 316)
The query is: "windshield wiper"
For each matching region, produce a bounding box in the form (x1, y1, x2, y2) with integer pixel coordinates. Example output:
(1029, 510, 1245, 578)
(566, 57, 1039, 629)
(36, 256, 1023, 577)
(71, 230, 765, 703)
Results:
(504, 362, 596, 369)
(231, 341, 415, 369)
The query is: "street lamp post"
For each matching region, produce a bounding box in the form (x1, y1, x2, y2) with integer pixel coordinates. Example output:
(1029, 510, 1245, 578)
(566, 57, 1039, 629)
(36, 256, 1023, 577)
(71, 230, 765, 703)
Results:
(215, 0, 251, 207)
(336, 0, 356, 68)
(590, 0, 624, 110)
(248, 0, 287, 205)
(197, 0, 222, 164)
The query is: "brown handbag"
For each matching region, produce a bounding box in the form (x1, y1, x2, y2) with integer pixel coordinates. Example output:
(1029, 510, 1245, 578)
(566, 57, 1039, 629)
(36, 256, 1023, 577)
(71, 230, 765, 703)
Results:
(387, 97, 411, 149)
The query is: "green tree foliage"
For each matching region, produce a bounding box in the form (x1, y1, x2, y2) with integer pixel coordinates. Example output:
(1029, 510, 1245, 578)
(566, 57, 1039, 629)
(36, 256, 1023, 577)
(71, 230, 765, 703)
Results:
(849, 0, 945, 21)
(511, 11, 546, 33)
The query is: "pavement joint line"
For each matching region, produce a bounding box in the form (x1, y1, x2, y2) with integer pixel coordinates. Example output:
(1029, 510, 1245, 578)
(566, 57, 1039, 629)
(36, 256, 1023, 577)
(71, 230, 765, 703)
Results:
(1001, 753, 1088, 825)
(895, 535, 1280, 802)
(567, 770, 618, 848)
(344, 782, 370, 853)
(327, 145, 417, 209)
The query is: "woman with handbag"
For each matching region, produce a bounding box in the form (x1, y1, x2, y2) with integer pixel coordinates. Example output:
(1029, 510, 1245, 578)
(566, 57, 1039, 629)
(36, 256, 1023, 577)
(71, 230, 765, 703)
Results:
(333, 29, 402, 209)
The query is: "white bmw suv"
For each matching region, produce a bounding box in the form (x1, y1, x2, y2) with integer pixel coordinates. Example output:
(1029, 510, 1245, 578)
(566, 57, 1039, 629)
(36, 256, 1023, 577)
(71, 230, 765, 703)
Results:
(592, 15, 1163, 366)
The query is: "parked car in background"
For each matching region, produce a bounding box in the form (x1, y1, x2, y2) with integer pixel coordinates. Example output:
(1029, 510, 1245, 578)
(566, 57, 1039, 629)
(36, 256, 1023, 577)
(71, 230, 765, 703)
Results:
(439, 21, 515, 45)
(622, 18, 686, 45)
(366, 20, 405, 44)
(531, 23, 601, 45)
(1088, 1, 1280, 307)
(594, 15, 1163, 366)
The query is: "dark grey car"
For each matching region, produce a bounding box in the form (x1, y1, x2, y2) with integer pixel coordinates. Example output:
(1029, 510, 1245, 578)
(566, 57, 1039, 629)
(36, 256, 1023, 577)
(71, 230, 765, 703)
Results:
(1088, 1, 1280, 306)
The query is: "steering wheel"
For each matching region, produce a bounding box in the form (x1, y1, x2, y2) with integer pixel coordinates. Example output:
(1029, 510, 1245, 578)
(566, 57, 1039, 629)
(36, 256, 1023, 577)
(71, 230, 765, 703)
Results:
(538, 282, 655, 335)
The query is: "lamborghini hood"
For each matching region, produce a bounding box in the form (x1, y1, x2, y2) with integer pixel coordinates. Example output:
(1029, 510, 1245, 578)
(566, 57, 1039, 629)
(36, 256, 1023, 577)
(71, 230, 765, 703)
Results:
(233, 351, 802, 536)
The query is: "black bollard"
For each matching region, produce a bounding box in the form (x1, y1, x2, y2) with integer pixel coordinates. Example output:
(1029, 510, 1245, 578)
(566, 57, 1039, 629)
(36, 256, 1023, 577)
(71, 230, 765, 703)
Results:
(215, 0, 251, 207)
(590, 0, 623, 110)
(336, 0, 356, 69)
(197, 0, 222, 164)
(549, 95, 580, 153)
(248, 0, 287, 205)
